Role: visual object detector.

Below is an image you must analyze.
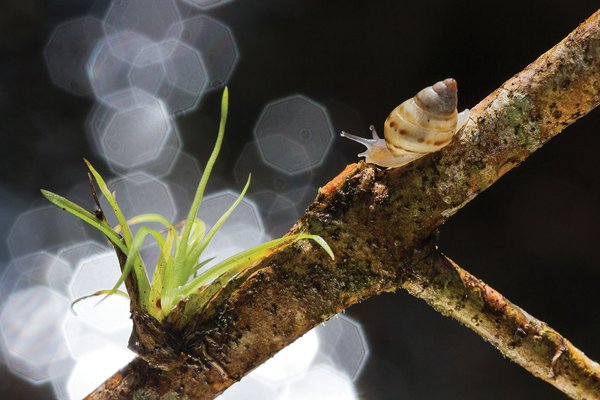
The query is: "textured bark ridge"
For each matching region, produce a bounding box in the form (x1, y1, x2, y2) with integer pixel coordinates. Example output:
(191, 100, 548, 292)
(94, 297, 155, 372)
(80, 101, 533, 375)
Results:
(87, 9, 600, 400)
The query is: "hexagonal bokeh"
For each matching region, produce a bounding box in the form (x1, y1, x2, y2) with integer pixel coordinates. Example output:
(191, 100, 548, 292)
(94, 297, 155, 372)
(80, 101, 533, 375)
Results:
(0, 286, 70, 384)
(279, 364, 357, 400)
(86, 88, 181, 174)
(251, 190, 301, 237)
(68, 251, 132, 334)
(48, 351, 76, 400)
(234, 141, 313, 195)
(195, 233, 235, 271)
(250, 330, 319, 385)
(44, 255, 73, 296)
(65, 176, 173, 240)
(0, 185, 20, 259)
(259, 134, 313, 175)
(48, 241, 109, 295)
(181, 0, 231, 10)
(87, 30, 153, 100)
(6, 206, 90, 258)
(128, 42, 165, 95)
(89, 0, 112, 18)
(129, 39, 208, 114)
(44, 16, 105, 96)
(167, 16, 239, 90)
(0, 252, 67, 302)
(103, 0, 181, 41)
(63, 316, 111, 360)
(100, 172, 177, 232)
(217, 375, 277, 400)
(62, 312, 130, 360)
(283, 185, 319, 215)
(218, 325, 362, 399)
(132, 131, 182, 178)
(198, 190, 263, 234)
(313, 314, 369, 380)
(254, 95, 334, 174)
(49, 353, 76, 400)
(163, 151, 203, 221)
(195, 190, 266, 268)
(100, 100, 171, 168)
(66, 345, 135, 400)
(64, 180, 104, 212)
(57, 241, 109, 269)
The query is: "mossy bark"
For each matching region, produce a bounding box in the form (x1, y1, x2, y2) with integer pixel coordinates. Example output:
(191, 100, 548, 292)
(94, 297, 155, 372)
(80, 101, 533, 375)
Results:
(87, 9, 600, 400)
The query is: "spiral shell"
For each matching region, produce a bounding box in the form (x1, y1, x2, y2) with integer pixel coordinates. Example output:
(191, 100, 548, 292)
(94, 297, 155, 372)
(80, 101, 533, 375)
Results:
(384, 78, 458, 154)
(341, 78, 469, 168)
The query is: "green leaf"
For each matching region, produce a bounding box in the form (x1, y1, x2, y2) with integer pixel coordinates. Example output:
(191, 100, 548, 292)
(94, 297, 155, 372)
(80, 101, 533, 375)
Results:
(178, 233, 334, 324)
(85, 160, 134, 247)
(167, 219, 209, 291)
(119, 213, 176, 233)
(41, 189, 127, 253)
(43, 88, 337, 328)
(298, 234, 335, 260)
(148, 228, 175, 320)
(192, 257, 216, 274)
(179, 87, 228, 249)
(163, 87, 229, 314)
(103, 226, 162, 306)
(179, 234, 311, 298)
(182, 174, 251, 284)
(179, 268, 235, 327)
(186, 219, 206, 253)
(181, 233, 334, 297)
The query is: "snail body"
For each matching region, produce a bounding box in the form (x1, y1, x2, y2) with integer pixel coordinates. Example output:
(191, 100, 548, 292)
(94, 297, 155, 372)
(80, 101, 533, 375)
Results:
(341, 78, 469, 168)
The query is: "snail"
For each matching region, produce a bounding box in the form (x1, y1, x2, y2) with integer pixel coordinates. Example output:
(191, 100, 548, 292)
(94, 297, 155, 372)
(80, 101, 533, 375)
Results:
(341, 78, 470, 168)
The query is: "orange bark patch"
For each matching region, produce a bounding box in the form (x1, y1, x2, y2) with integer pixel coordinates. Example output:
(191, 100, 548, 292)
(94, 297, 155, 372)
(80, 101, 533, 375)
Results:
(319, 163, 358, 195)
(483, 285, 507, 316)
(105, 373, 123, 390)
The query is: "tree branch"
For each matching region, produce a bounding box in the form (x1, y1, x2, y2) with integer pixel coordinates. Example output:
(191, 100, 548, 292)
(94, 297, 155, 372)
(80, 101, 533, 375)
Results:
(86, 9, 600, 400)
(405, 252, 600, 399)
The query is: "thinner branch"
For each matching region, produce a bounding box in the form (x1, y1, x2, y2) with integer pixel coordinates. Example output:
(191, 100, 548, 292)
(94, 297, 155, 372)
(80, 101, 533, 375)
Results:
(404, 253, 600, 399)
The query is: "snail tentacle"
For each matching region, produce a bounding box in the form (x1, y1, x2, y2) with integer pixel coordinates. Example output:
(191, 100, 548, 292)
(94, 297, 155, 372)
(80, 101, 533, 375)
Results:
(369, 125, 380, 139)
(340, 130, 377, 148)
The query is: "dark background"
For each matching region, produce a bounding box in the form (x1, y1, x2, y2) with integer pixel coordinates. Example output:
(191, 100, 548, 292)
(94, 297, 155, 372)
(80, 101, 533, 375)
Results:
(1, 1, 599, 398)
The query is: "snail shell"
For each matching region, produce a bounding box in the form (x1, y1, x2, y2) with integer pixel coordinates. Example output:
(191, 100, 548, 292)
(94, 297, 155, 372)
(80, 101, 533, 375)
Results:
(341, 78, 469, 168)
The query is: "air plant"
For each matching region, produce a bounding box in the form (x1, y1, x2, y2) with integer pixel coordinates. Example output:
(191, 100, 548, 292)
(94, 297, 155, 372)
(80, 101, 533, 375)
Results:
(42, 88, 334, 327)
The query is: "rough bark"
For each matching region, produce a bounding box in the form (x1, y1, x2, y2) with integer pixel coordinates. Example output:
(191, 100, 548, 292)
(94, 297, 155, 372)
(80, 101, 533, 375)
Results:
(86, 9, 600, 400)
(406, 252, 600, 399)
